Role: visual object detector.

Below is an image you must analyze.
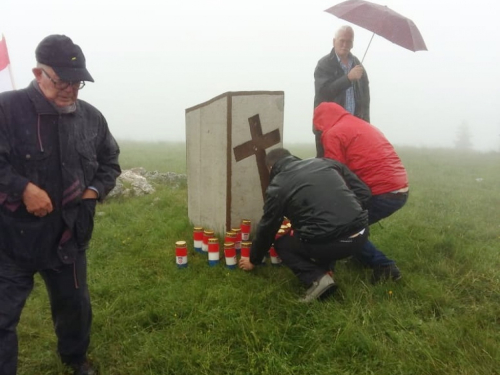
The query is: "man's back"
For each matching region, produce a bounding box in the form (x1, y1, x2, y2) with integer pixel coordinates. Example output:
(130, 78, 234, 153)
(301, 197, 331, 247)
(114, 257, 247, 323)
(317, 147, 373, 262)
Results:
(268, 156, 368, 240)
(314, 102, 407, 195)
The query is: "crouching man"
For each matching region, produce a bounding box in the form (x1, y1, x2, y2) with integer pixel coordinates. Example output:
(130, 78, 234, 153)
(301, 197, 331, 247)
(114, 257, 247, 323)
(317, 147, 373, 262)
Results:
(239, 148, 370, 302)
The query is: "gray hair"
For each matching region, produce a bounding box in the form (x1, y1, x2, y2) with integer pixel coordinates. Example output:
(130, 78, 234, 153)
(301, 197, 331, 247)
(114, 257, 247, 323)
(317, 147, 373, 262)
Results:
(36, 62, 50, 70)
(335, 25, 354, 39)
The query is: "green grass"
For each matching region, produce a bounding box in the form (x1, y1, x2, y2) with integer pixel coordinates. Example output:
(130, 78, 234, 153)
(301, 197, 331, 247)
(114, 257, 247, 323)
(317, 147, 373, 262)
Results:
(16, 144, 500, 375)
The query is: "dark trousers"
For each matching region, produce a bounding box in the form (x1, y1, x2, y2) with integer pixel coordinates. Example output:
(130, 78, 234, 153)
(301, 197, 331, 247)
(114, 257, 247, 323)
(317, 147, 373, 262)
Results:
(354, 192, 409, 267)
(0, 252, 91, 375)
(274, 229, 369, 285)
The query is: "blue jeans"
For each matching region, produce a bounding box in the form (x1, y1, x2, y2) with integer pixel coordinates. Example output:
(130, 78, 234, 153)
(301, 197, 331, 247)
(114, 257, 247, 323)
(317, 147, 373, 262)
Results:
(355, 192, 409, 267)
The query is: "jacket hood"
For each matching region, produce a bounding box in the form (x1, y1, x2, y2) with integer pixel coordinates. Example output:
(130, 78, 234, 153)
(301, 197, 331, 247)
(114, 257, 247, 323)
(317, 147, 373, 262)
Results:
(313, 102, 350, 132)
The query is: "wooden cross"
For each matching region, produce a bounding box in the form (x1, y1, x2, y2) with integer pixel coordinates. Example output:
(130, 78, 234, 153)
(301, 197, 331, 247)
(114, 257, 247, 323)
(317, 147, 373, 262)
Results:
(233, 114, 281, 199)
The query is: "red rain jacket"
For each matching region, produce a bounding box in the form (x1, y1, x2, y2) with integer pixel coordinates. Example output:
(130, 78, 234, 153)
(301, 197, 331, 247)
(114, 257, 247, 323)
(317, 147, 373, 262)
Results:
(313, 102, 408, 196)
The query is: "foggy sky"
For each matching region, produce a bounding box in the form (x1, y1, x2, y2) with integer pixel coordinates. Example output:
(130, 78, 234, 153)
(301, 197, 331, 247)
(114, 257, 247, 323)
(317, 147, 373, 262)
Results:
(2, 0, 500, 151)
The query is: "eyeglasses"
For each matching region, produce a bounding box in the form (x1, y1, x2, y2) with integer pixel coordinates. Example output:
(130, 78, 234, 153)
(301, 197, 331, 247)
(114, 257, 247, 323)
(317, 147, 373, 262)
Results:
(41, 69, 86, 90)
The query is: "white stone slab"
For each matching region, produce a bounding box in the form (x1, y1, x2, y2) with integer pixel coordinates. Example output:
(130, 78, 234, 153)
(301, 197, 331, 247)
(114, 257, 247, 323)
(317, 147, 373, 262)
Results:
(185, 91, 284, 235)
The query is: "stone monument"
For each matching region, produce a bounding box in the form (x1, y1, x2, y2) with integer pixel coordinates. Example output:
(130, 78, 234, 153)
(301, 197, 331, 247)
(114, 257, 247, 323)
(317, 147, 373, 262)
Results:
(185, 91, 284, 235)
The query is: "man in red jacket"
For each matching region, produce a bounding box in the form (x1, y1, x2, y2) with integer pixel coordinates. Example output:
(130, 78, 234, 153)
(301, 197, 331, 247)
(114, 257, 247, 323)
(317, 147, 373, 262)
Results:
(313, 102, 408, 282)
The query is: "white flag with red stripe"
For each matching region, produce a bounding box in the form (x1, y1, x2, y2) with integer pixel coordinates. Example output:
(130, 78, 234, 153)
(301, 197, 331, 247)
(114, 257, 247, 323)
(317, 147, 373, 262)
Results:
(0, 35, 14, 93)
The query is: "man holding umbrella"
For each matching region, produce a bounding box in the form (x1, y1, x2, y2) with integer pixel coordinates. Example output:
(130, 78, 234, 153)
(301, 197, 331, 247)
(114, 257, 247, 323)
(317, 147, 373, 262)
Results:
(313, 25, 370, 157)
(315, 0, 427, 156)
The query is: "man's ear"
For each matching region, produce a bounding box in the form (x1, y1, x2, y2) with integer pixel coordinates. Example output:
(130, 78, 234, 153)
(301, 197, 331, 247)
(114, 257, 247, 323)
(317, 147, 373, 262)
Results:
(32, 67, 43, 82)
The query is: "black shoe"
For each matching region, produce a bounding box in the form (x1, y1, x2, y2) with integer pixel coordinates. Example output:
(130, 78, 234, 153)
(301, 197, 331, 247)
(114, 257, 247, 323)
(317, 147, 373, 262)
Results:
(70, 360, 96, 375)
(371, 264, 402, 284)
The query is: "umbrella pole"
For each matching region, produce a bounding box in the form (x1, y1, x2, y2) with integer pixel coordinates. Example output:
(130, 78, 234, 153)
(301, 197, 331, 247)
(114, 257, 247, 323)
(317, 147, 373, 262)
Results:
(361, 33, 375, 64)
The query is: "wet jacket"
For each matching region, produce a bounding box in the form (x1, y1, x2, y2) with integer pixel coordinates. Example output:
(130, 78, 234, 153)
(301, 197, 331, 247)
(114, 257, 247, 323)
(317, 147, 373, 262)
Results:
(314, 48, 370, 122)
(313, 102, 408, 195)
(0, 82, 121, 267)
(250, 156, 370, 265)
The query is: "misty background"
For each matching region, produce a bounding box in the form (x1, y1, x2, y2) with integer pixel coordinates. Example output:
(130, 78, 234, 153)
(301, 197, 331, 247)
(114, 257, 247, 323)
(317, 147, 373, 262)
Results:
(2, 0, 499, 151)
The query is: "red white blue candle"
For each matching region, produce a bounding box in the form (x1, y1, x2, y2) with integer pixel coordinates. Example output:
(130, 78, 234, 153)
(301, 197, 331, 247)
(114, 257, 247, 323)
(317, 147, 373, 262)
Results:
(240, 241, 251, 260)
(225, 231, 237, 245)
(269, 228, 288, 267)
(240, 219, 251, 241)
(175, 241, 188, 268)
(224, 242, 237, 269)
(208, 238, 220, 266)
(276, 228, 287, 238)
(231, 227, 242, 254)
(202, 229, 214, 255)
(269, 245, 282, 266)
(193, 226, 204, 253)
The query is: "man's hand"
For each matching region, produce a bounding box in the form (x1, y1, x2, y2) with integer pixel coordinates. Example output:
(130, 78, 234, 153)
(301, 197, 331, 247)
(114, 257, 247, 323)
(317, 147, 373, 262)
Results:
(82, 188, 98, 200)
(22, 182, 53, 217)
(347, 65, 364, 81)
(239, 258, 255, 271)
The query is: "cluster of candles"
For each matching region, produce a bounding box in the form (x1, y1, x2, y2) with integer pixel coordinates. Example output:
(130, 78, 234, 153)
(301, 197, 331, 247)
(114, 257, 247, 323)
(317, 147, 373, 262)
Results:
(175, 219, 292, 269)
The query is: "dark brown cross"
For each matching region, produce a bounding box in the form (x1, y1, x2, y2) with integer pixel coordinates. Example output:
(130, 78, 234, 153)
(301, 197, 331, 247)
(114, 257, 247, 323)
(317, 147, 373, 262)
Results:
(233, 114, 281, 199)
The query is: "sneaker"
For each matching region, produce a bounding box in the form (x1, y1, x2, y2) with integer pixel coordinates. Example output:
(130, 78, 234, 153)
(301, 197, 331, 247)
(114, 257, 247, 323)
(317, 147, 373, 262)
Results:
(371, 264, 402, 284)
(70, 360, 97, 375)
(299, 274, 337, 303)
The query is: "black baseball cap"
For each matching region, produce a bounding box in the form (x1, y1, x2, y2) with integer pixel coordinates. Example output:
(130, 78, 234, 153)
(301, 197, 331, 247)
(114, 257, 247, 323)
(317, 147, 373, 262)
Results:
(35, 34, 94, 82)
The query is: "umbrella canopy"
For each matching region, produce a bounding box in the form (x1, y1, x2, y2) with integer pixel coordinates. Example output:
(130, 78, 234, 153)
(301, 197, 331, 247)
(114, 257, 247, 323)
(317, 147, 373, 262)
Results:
(325, 0, 427, 56)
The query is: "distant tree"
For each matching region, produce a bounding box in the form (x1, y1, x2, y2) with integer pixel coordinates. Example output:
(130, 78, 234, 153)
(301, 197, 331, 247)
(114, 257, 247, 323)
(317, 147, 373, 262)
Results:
(455, 121, 473, 150)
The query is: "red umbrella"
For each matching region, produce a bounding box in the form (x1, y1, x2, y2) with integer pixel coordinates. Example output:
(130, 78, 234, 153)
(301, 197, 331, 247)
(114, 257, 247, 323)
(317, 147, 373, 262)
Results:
(325, 0, 427, 61)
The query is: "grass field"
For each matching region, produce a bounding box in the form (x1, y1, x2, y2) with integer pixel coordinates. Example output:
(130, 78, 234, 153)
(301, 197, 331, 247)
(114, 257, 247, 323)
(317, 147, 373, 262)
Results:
(16, 142, 500, 375)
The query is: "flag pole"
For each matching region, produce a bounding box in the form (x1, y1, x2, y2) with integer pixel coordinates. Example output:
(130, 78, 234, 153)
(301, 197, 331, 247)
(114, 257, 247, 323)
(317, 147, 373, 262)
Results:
(7, 64, 15, 90)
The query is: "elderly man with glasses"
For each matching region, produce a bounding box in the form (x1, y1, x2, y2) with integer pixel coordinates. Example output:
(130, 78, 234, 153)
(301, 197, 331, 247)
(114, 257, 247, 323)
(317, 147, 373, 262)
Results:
(0, 35, 121, 375)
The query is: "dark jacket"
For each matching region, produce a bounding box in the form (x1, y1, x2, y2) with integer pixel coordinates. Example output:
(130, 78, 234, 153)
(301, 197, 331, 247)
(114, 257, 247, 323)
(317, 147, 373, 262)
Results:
(250, 156, 370, 265)
(313, 48, 370, 122)
(0, 82, 121, 266)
